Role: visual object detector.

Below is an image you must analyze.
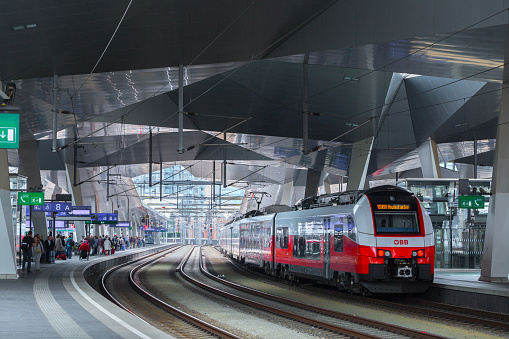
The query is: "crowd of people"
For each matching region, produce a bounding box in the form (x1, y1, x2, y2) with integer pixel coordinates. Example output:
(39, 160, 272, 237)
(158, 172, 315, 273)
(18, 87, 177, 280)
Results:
(20, 232, 146, 272)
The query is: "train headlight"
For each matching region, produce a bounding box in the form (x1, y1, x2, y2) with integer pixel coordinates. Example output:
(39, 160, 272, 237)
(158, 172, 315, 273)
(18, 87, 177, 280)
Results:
(412, 249, 425, 257)
(377, 249, 392, 258)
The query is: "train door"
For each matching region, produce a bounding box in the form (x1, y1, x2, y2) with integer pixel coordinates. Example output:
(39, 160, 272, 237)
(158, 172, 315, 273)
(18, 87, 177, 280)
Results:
(229, 226, 233, 255)
(271, 217, 276, 271)
(324, 217, 331, 279)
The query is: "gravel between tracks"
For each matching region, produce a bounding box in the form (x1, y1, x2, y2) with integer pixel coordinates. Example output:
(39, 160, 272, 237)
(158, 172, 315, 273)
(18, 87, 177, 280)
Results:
(139, 246, 327, 339)
(202, 246, 505, 339)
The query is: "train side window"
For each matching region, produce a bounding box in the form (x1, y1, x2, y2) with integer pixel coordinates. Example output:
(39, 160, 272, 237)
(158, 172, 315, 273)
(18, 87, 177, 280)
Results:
(346, 215, 356, 242)
(334, 224, 343, 252)
(264, 226, 271, 248)
(276, 227, 289, 249)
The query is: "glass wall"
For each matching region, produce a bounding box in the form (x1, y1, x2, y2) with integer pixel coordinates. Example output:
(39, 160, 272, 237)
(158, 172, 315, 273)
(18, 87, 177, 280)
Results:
(398, 179, 490, 269)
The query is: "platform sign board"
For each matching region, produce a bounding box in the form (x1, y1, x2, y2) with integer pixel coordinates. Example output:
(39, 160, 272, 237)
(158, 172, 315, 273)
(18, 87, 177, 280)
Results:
(33, 202, 71, 212)
(458, 195, 485, 209)
(0, 114, 19, 149)
(71, 206, 91, 216)
(117, 221, 130, 227)
(107, 213, 118, 222)
(88, 213, 118, 224)
(18, 192, 44, 206)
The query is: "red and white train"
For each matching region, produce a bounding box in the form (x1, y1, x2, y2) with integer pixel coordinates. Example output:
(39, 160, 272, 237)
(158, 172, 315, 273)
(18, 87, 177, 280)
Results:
(219, 185, 434, 294)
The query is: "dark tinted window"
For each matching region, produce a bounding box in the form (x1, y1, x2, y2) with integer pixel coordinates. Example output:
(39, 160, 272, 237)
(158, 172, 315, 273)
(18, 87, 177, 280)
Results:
(374, 212, 419, 234)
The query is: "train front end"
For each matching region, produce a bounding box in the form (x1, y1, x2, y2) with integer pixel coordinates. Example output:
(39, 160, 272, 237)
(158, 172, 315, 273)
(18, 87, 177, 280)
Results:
(355, 186, 435, 293)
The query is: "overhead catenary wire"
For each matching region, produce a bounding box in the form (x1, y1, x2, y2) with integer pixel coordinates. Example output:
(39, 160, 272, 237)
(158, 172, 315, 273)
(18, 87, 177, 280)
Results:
(10, 3, 508, 218)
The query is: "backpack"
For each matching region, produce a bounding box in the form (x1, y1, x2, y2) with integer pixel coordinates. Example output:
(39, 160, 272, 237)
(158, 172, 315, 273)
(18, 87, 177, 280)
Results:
(21, 242, 29, 251)
(70, 238, 75, 247)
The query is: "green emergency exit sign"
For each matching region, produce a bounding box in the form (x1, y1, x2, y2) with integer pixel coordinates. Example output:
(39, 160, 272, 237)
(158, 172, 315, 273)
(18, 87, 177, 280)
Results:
(458, 195, 485, 209)
(17, 192, 45, 206)
(0, 114, 19, 149)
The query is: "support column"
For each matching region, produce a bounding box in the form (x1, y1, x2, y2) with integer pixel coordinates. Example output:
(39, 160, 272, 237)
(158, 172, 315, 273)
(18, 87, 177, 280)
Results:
(178, 64, 184, 154)
(347, 137, 374, 191)
(18, 139, 47, 237)
(417, 137, 442, 178)
(279, 168, 298, 206)
(304, 150, 328, 197)
(480, 38, 509, 281)
(65, 164, 85, 241)
(322, 174, 332, 194)
(0, 149, 17, 278)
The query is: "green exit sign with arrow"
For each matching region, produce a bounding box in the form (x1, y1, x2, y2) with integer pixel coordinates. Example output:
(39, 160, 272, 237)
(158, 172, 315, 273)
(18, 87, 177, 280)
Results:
(0, 114, 19, 149)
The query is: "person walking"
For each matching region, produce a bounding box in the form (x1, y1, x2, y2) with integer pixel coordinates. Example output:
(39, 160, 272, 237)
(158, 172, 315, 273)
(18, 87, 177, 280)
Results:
(21, 231, 35, 272)
(33, 235, 44, 271)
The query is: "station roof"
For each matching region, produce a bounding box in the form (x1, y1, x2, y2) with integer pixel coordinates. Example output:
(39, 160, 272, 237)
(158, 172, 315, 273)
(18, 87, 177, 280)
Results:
(1, 1, 505, 198)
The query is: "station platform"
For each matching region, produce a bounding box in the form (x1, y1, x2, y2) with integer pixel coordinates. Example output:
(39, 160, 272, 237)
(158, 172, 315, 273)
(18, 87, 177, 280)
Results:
(426, 269, 509, 313)
(1, 245, 173, 339)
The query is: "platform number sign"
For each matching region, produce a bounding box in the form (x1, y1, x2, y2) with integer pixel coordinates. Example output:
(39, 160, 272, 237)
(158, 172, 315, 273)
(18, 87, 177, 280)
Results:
(459, 196, 485, 209)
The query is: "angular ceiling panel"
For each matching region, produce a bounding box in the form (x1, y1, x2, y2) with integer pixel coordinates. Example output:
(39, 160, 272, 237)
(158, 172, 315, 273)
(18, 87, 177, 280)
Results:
(405, 76, 486, 145)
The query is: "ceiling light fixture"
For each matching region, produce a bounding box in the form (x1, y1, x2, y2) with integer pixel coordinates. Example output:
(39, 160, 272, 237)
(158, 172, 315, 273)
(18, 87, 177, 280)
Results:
(11, 25, 25, 32)
(11, 23, 38, 32)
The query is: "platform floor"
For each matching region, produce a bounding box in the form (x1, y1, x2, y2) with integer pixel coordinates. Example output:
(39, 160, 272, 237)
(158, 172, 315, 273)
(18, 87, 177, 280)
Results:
(427, 269, 509, 313)
(1, 245, 172, 339)
(435, 269, 509, 296)
(3, 254, 509, 338)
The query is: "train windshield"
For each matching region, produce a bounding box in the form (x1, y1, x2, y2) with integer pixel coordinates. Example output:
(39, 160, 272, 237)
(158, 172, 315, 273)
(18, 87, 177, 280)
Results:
(374, 212, 419, 234)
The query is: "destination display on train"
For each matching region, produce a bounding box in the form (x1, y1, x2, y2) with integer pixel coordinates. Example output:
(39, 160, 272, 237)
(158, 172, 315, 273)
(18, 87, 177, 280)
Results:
(376, 204, 411, 210)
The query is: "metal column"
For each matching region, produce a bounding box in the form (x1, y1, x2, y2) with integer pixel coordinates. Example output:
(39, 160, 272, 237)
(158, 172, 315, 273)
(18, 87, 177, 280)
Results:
(178, 64, 184, 154)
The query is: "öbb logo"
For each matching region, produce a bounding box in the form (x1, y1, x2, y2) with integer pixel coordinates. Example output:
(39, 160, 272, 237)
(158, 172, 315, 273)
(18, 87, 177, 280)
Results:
(394, 240, 408, 245)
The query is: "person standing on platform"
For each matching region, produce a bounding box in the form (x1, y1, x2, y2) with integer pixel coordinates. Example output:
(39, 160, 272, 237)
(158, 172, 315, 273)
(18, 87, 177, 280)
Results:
(93, 236, 98, 255)
(103, 236, 112, 255)
(98, 236, 104, 255)
(44, 236, 55, 263)
(33, 235, 44, 271)
(38, 236, 46, 263)
(21, 231, 35, 272)
(55, 234, 65, 257)
(66, 236, 74, 259)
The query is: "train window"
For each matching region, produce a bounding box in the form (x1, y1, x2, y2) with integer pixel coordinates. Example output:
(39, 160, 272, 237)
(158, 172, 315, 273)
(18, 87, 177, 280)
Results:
(334, 224, 343, 252)
(346, 215, 356, 242)
(264, 226, 271, 248)
(374, 212, 419, 234)
(276, 227, 289, 249)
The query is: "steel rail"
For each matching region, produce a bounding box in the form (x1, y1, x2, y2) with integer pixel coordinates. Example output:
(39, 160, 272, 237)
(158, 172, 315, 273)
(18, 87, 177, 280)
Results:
(129, 246, 242, 339)
(100, 245, 180, 317)
(215, 247, 509, 334)
(201, 247, 445, 339)
(179, 246, 382, 339)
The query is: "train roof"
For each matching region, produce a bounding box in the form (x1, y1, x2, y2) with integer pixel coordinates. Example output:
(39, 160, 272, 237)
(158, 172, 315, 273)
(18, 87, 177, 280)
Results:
(294, 185, 414, 210)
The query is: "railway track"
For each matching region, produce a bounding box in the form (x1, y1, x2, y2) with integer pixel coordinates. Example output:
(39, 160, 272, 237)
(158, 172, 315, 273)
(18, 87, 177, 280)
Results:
(212, 246, 509, 336)
(179, 246, 445, 339)
(101, 245, 241, 339)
